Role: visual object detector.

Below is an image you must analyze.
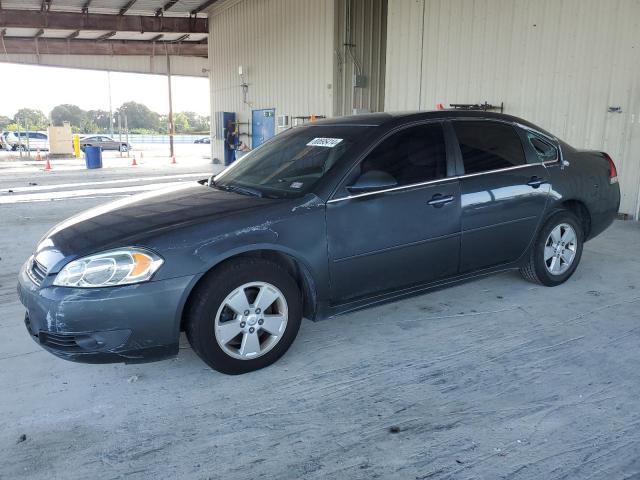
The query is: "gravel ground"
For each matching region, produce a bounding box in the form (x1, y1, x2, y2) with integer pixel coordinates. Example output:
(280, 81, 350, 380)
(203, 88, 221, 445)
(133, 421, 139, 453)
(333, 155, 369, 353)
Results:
(1, 166, 639, 480)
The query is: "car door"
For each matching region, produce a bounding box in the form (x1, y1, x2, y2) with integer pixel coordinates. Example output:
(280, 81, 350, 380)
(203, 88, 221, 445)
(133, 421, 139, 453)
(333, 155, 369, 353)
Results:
(326, 122, 461, 303)
(96, 136, 109, 149)
(452, 120, 551, 272)
(105, 137, 120, 150)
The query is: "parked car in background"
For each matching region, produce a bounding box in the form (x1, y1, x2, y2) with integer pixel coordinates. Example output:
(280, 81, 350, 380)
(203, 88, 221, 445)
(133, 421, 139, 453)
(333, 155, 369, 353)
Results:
(194, 136, 211, 144)
(5, 131, 49, 151)
(17, 111, 620, 374)
(80, 135, 131, 152)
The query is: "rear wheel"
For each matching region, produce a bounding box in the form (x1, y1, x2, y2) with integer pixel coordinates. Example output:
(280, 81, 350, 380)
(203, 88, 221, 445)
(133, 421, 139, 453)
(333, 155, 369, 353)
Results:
(119, 144, 129, 152)
(520, 210, 583, 286)
(185, 258, 302, 374)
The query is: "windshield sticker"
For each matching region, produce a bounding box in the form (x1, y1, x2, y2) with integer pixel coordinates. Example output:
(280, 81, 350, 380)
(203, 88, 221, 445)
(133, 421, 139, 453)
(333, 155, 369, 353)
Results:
(306, 137, 343, 148)
(290, 182, 304, 189)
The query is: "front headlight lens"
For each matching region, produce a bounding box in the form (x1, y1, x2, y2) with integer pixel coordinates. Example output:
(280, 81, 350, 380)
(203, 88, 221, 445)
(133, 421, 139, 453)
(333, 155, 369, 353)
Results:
(53, 248, 163, 287)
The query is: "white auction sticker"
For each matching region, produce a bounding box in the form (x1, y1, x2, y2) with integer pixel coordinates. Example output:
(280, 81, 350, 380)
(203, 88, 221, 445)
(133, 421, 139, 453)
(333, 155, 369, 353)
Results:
(306, 137, 343, 148)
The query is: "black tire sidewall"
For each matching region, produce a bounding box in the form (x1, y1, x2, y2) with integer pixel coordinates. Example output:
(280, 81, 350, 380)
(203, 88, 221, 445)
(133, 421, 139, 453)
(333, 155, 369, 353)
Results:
(532, 211, 584, 286)
(187, 259, 302, 374)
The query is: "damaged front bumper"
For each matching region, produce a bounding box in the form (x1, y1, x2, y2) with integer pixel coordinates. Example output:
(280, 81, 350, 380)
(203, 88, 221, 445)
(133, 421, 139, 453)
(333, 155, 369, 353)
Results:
(17, 263, 194, 364)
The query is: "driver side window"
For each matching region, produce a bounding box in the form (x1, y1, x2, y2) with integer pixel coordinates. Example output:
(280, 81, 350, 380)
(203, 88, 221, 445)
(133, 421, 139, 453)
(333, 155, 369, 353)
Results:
(359, 123, 447, 187)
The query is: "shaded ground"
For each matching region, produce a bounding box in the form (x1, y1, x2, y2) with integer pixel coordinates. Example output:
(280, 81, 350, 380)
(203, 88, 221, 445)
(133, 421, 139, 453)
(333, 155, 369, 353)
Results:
(1, 167, 639, 479)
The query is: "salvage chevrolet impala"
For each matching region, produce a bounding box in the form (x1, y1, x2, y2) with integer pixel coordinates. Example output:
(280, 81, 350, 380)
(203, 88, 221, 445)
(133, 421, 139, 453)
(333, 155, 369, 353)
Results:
(17, 111, 620, 374)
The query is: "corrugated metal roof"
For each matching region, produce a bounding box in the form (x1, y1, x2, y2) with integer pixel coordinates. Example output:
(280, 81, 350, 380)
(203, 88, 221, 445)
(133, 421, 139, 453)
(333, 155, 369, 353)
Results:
(0, 27, 207, 42)
(0, 0, 212, 16)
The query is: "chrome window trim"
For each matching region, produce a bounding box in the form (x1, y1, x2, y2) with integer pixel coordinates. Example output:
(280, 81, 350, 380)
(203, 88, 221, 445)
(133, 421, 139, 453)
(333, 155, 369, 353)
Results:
(327, 163, 539, 204)
(327, 117, 561, 204)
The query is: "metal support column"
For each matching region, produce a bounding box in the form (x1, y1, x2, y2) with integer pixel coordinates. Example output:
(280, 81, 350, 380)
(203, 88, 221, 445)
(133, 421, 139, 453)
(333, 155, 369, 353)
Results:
(166, 50, 175, 159)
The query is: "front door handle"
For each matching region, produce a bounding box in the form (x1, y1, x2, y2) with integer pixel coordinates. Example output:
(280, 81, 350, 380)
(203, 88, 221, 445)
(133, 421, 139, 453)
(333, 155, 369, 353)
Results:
(427, 194, 454, 208)
(527, 176, 547, 188)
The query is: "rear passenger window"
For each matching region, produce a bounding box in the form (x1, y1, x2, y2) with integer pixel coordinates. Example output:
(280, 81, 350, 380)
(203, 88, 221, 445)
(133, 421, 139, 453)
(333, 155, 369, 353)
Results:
(453, 121, 526, 174)
(359, 123, 447, 186)
(528, 133, 558, 162)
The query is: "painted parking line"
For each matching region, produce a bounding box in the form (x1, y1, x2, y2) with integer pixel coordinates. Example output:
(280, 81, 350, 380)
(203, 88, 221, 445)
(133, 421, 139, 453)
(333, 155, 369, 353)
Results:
(0, 181, 190, 204)
(2, 173, 210, 193)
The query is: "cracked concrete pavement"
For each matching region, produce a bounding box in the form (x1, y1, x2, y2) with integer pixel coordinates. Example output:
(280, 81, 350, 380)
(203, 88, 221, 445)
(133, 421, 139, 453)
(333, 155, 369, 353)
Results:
(1, 166, 639, 479)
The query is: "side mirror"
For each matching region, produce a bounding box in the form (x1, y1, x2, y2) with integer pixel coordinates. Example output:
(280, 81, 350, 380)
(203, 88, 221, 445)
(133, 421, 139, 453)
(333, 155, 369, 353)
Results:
(347, 170, 398, 194)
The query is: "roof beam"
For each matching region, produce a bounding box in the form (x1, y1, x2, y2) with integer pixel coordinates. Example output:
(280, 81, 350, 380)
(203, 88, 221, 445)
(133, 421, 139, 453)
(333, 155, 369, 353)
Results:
(156, 0, 179, 16)
(96, 31, 116, 41)
(0, 37, 207, 57)
(0, 9, 208, 34)
(118, 0, 137, 16)
(191, 0, 218, 15)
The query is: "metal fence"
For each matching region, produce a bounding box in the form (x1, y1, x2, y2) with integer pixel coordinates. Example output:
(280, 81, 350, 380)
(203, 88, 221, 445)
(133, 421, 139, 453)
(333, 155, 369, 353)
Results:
(121, 134, 208, 144)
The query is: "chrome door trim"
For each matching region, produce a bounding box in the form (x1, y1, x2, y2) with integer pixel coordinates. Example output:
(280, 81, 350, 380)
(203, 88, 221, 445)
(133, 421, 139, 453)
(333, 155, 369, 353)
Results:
(327, 163, 541, 204)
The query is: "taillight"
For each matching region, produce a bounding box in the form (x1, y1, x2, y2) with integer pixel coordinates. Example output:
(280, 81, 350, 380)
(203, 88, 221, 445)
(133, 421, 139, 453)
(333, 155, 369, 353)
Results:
(603, 152, 618, 184)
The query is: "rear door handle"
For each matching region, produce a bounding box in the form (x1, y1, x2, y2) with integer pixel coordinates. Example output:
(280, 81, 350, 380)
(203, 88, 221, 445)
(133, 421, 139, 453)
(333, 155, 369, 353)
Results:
(527, 176, 547, 188)
(427, 194, 454, 208)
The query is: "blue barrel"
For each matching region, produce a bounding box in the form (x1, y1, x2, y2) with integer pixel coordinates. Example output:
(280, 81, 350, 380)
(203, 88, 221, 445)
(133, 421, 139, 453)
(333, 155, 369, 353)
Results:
(84, 146, 103, 169)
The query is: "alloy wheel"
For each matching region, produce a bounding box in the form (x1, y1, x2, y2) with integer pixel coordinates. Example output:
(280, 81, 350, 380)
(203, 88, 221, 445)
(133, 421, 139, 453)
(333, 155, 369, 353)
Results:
(214, 282, 288, 360)
(544, 223, 577, 275)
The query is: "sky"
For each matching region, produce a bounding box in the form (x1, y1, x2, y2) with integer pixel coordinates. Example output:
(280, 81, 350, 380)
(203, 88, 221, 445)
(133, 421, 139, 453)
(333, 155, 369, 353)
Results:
(0, 63, 210, 118)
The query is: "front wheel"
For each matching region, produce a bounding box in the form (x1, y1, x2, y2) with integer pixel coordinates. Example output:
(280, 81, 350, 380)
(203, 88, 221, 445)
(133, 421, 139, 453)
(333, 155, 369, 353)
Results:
(185, 258, 302, 374)
(520, 210, 584, 286)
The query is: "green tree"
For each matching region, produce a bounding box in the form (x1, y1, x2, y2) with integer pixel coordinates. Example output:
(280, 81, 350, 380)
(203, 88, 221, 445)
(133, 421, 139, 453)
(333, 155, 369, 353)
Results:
(117, 101, 160, 131)
(85, 110, 112, 133)
(0, 115, 12, 130)
(174, 112, 190, 133)
(50, 104, 85, 126)
(180, 111, 209, 133)
(13, 108, 48, 130)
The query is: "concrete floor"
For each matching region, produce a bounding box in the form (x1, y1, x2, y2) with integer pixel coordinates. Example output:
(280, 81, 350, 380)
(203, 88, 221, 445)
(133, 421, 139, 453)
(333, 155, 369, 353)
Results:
(1, 165, 639, 479)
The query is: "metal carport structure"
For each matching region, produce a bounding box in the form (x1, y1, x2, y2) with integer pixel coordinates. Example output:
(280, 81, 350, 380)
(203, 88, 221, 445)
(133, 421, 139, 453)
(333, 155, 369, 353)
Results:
(0, 0, 218, 156)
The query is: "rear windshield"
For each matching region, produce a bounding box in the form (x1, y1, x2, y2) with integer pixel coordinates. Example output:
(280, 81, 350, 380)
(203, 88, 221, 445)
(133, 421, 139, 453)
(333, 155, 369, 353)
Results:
(214, 125, 369, 198)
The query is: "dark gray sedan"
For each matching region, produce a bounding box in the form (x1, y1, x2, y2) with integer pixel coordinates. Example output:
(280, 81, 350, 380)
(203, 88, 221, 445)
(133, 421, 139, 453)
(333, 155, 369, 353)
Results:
(80, 135, 131, 152)
(17, 111, 620, 374)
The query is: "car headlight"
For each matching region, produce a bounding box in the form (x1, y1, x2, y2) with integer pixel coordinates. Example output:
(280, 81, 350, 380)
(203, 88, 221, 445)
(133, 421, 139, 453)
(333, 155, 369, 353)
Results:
(53, 248, 164, 287)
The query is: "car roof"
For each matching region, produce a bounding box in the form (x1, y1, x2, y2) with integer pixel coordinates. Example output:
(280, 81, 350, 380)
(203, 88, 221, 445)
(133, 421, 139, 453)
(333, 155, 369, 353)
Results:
(313, 110, 554, 137)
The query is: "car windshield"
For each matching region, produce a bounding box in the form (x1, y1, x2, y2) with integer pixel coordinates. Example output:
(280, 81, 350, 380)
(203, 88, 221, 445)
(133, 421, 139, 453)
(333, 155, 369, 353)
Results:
(213, 125, 368, 198)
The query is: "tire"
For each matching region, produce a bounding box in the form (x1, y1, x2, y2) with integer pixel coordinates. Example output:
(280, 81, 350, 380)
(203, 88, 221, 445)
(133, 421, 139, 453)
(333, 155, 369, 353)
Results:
(120, 144, 129, 152)
(185, 258, 302, 374)
(520, 210, 584, 286)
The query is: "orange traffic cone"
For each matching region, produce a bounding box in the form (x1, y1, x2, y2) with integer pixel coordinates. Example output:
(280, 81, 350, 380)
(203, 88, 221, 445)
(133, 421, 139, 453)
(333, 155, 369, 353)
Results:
(436, 103, 445, 110)
(310, 114, 317, 123)
(131, 155, 137, 166)
(171, 155, 177, 164)
(35, 149, 42, 161)
(44, 157, 52, 171)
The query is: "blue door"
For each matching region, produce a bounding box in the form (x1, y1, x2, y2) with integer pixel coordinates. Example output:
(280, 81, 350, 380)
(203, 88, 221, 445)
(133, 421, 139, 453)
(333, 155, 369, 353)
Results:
(251, 108, 275, 149)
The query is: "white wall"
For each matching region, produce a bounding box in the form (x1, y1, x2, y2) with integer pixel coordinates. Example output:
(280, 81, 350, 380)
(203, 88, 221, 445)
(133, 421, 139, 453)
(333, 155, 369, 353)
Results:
(385, 0, 640, 217)
(208, 0, 335, 161)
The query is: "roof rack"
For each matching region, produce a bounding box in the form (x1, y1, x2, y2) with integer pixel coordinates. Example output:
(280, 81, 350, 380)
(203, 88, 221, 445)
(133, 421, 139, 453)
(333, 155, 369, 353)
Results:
(449, 102, 504, 113)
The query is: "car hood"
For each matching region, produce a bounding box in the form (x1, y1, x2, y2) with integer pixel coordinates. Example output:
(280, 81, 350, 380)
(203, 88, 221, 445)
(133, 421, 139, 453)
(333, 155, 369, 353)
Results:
(34, 182, 281, 272)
